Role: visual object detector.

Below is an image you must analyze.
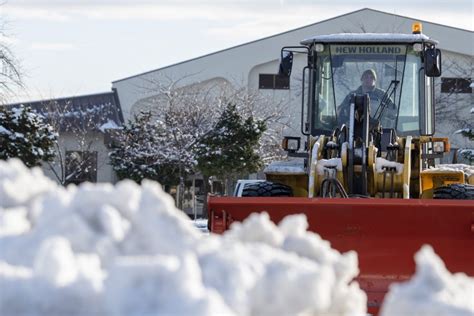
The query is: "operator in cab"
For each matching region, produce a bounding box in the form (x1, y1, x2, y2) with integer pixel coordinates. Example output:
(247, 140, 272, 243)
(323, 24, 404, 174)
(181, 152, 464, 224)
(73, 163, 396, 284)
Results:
(337, 69, 395, 127)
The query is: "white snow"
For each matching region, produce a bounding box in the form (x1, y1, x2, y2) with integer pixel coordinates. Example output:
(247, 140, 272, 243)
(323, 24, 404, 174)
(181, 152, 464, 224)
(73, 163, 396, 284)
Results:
(0, 159, 57, 208)
(99, 119, 121, 132)
(0, 158, 366, 316)
(264, 158, 306, 174)
(316, 158, 343, 175)
(381, 245, 474, 316)
(375, 157, 404, 175)
(429, 163, 474, 177)
(301, 33, 437, 45)
(454, 128, 472, 135)
(1, 159, 472, 316)
(0, 125, 12, 135)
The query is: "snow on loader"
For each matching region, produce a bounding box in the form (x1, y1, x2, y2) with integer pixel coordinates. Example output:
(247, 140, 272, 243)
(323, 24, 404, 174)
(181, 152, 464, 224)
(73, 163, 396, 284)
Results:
(208, 23, 474, 314)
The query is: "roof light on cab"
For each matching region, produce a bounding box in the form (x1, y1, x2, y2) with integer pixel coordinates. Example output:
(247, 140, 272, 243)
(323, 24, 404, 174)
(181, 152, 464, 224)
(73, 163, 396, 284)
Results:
(412, 22, 422, 34)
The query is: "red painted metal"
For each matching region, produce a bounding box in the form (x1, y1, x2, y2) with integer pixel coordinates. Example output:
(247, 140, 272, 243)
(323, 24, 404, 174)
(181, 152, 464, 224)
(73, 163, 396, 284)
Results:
(208, 197, 474, 314)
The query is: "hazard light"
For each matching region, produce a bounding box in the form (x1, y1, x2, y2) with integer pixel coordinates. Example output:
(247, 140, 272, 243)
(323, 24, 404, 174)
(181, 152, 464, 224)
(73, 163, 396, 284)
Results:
(412, 22, 422, 34)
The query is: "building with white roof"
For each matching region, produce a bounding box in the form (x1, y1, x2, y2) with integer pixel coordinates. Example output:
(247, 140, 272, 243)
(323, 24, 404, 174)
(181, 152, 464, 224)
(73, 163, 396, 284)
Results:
(112, 8, 473, 150)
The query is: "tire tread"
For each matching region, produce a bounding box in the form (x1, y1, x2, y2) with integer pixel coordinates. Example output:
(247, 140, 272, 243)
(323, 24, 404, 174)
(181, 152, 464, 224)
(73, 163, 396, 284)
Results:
(433, 183, 474, 200)
(241, 181, 293, 197)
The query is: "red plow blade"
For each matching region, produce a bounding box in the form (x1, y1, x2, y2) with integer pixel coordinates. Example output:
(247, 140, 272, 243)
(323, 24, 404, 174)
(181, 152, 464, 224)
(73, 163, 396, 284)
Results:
(208, 197, 474, 314)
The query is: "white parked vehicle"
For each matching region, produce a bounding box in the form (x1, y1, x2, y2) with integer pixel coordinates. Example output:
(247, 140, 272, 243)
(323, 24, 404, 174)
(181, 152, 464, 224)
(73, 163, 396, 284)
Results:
(233, 179, 293, 197)
(233, 180, 265, 197)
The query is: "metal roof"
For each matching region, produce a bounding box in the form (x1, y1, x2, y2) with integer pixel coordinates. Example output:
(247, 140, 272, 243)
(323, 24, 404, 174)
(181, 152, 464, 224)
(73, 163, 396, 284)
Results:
(301, 33, 439, 45)
(4, 90, 123, 133)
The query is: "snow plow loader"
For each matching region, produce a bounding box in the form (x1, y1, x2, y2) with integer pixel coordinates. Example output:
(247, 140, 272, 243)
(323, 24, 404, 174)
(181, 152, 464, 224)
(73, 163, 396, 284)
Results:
(208, 23, 474, 314)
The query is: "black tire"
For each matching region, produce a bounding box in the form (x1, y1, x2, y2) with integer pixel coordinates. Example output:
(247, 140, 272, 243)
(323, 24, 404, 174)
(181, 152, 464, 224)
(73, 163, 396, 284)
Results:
(241, 181, 293, 197)
(433, 183, 474, 200)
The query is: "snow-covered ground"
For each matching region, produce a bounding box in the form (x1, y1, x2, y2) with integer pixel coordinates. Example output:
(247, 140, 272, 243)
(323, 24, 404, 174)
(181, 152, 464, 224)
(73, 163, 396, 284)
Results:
(0, 159, 473, 316)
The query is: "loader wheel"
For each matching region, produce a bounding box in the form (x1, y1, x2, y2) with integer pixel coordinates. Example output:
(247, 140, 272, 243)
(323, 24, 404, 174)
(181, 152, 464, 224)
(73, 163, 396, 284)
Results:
(433, 184, 474, 200)
(241, 181, 293, 197)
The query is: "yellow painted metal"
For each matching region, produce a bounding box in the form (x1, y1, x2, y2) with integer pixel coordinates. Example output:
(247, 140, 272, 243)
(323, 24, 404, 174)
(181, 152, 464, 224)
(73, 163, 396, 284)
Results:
(367, 143, 377, 196)
(419, 136, 451, 153)
(268, 132, 465, 201)
(374, 171, 404, 198)
(266, 173, 309, 197)
(371, 137, 408, 198)
(420, 170, 465, 198)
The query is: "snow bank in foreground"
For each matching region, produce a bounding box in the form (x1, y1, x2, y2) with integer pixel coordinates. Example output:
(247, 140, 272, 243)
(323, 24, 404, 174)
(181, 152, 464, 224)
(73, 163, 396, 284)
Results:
(381, 245, 474, 316)
(0, 159, 366, 316)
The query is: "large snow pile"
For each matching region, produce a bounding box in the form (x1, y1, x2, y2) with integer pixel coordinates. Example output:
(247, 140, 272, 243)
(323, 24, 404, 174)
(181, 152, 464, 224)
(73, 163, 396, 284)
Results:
(381, 245, 474, 316)
(0, 159, 366, 316)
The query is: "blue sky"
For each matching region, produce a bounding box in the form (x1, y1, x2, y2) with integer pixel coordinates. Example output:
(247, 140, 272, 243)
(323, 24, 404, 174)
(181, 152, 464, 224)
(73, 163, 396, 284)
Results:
(1, 0, 472, 102)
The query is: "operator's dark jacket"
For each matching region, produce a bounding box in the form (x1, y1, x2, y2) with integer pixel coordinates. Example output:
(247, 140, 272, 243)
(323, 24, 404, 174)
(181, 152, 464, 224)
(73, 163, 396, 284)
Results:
(337, 86, 395, 127)
(339, 86, 386, 114)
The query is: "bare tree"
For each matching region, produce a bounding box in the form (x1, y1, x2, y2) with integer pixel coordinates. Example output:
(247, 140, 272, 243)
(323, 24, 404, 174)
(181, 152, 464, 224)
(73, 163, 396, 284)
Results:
(40, 99, 118, 185)
(0, 17, 22, 103)
(431, 52, 473, 157)
(132, 75, 292, 210)
(136, 75, 223, 209)
(435, 54, 472, 123)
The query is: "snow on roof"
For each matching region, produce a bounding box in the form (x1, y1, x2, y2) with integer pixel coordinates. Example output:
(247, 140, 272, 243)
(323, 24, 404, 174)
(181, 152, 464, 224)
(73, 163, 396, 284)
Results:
(1, 159, 473, 315)
(301, 33, 438, 45)
(4, 91, 123, 133)
(99, 119, 121, 133)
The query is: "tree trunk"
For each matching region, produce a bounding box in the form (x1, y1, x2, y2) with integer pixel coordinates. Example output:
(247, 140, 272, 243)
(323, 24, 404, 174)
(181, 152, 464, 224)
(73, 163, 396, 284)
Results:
(177, 164, 185, 210)
(225, 176, 236, 196)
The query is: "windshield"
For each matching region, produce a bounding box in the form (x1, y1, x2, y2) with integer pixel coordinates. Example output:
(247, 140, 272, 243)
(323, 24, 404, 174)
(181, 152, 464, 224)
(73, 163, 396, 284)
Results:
(312, 44, 423, 136)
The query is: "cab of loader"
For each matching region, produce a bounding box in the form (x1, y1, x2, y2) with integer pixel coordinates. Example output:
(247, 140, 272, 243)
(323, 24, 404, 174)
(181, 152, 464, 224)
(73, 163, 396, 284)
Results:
(266, 23, 473, 199)
(279, 26, 441, 140)
(209, 24, 473, 316)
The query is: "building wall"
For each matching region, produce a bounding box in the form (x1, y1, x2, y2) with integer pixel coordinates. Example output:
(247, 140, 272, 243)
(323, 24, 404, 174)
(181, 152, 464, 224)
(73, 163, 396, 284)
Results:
(41, 131, 118, 184)
(434, 50, 473, 149)
(112, 8, 473, 148)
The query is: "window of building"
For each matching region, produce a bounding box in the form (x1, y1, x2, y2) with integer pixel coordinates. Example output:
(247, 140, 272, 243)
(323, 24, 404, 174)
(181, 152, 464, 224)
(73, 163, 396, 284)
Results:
(259, 74, 290, 90)
(441, 78, 472, 94)
(65, 151, 98, 185)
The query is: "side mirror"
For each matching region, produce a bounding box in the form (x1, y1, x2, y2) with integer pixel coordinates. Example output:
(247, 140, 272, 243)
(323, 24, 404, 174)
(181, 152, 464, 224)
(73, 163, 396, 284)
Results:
(424, 48, 442, 77)
(282, 136, 301, 153)
(278, 50, 293, 77)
